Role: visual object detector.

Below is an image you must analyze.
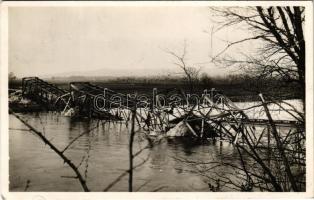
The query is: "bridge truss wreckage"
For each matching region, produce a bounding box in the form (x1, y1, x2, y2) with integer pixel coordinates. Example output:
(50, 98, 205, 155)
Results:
(21, 77, 304, 143)
(22, 77, 72, 110)
(18, 77, 305, 191)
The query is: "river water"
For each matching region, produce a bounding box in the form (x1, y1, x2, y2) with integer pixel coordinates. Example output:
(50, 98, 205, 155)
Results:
(9, 112, 246, 192)
(9, 99, 304, 192)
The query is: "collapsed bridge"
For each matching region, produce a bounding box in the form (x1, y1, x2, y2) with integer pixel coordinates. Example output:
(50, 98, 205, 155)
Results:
(19, 77, 303, 143)
(15, 77, 305, 192)
(22, 77, 71, 110)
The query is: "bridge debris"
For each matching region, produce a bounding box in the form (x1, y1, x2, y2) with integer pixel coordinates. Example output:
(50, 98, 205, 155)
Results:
(22, 77, 70, 111)
(13, 77, 303, 142)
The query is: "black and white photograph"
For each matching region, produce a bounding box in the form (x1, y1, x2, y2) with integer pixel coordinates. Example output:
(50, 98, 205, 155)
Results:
(1, 1, 313, 199)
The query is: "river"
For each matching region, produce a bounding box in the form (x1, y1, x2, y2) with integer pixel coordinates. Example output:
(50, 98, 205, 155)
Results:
(9, 112, 241, 192)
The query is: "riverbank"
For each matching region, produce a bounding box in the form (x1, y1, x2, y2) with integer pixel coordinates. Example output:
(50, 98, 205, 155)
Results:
(9, 89, 44, 113)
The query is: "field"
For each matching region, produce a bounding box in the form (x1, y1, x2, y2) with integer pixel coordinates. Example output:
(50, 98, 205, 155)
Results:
(9, 76, 302, 102)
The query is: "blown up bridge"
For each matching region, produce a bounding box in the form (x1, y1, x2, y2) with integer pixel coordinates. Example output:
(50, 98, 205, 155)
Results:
(20, 77, 303, 143)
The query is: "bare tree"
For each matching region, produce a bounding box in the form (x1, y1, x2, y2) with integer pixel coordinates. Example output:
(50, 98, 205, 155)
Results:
(174, 93, 305, 192)
(201, 8, 306, 191)
(10, 110, 91, 191)
(11, 107, 161, 192)
(128, 103, 137, 192)
(210, 6, 305, 102)
(165, 41, 202, 93)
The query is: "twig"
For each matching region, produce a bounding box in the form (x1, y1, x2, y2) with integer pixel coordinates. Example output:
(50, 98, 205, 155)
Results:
(10, 110, 90, 192)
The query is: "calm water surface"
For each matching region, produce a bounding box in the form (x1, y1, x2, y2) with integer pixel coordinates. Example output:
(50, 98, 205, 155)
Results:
(9, 112, 240, 192)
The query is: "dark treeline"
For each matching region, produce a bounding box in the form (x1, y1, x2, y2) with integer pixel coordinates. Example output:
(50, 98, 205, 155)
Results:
(9, 74, 301, 102)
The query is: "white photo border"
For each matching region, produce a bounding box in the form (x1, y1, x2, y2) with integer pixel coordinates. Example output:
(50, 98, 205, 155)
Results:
(1, 1, 313, 199)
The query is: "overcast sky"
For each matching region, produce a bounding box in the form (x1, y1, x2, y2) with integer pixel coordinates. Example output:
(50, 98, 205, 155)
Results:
(9, 6, 254, 78)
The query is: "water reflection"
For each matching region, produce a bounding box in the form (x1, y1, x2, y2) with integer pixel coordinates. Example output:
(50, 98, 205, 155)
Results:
(10, 112, 240, 192)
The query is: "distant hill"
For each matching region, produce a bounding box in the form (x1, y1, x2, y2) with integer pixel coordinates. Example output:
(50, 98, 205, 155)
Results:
(42, 66, 173, 79)
(45, 74, 184, 84)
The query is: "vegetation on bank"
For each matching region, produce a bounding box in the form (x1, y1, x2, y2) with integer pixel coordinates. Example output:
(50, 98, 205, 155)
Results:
(8, 5, 306, 192)
(9, 74, 302, 102)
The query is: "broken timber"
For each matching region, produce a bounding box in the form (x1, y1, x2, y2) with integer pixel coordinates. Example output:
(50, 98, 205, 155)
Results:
(19, 77, 302, 142)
